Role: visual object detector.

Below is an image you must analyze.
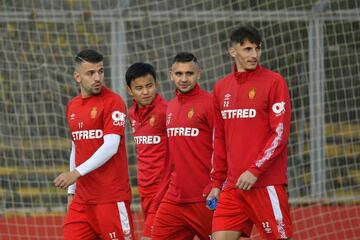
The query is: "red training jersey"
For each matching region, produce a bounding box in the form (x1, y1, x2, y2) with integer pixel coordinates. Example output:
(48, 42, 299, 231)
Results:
(211, 65, 291, 189)
(164, 84, 214, 203)
(128, 94, 168, 197)
(66, 86, 132, 204)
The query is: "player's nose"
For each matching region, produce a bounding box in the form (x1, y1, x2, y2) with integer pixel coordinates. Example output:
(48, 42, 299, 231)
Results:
(93, 72, 101, 81)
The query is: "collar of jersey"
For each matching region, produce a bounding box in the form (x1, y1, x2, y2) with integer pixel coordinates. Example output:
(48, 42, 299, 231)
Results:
(232, 64, 261, 83)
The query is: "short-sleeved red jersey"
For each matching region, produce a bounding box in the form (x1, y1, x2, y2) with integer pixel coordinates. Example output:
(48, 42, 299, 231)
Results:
(128, 94, 168, 197)
(66, 86, 132, 204)
(164, 84, 214, 203)
(211, 65, 291, 189)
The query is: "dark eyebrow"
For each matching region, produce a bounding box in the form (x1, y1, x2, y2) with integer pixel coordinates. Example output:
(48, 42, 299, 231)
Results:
(174, 70, 194, 73)
(85, 70, 95, 74)
(85, 68, 103, 74)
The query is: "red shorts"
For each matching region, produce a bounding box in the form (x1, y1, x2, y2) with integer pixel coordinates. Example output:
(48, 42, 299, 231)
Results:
(152, 200, 213, 240)
(64, 201, 135, 240)
(212, 185, 293, 239)
(140, 195, 156, 237)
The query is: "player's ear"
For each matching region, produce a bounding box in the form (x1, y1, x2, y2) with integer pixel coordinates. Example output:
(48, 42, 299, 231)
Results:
(127, 86, 133, 97)
(155, 81, 160, 88)
(197, 69, 202, 81)
(169, 71, 174, 81)
(73, 71, 81, 84)
(228, 47, 236, 58)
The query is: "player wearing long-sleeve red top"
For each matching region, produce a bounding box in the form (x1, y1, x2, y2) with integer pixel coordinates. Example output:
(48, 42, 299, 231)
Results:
(54, 49, 134, 240)
(126, 62, 168, 239)
(207, 26, 293, 239)
(152, 52, 213, 240)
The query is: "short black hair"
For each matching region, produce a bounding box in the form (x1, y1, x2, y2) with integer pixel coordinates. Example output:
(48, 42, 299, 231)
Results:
(172, 52, 199, 65)
(75, 49, 103, 65)
(230, 26, 262, 47)
(125, 62, 156, 87)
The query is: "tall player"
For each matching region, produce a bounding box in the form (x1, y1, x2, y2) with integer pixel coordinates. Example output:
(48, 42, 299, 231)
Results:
(54, 49, 135, 240)
(151, 52, 214, 240)
(126, 62, 168, 239)
(207, 26, 293, 239)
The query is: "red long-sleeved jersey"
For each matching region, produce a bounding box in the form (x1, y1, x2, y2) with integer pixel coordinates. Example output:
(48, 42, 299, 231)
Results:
(211, 65, 291, 189)
(128, 94, 168, 197)
(164, 84, 214, 203)
(66, 87, 131, 204)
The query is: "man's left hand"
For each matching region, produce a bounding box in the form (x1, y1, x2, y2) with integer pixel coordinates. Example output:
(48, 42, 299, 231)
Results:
(236, 170, 258, 190)
(54, 170, 81, 190)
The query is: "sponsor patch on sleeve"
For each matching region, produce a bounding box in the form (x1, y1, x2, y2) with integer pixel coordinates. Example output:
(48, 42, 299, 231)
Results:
(112, 111, 126, 126)
(272, 102, 285, 116)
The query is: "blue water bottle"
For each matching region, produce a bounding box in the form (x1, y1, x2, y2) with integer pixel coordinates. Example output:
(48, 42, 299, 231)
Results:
(206, 198, 218, 210)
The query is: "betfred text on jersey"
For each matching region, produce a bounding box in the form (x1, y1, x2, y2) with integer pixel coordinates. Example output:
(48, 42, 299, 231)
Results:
(221, 108, 256, 119)
(167, 127, 199, 137)
(134, 135, 161, 144)
(72, 129, 103, 140)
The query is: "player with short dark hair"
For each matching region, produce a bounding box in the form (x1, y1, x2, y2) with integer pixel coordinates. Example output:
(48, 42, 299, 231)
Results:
(126, 62, 157, 88)
(207, 26, 293, 239)
(151, 52, 214, 240)
(54, 49, 135, 240)
(126, 62, 168, 239)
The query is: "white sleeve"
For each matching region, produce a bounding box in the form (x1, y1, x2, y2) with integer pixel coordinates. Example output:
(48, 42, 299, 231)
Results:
(67, 141, 76, 194)
(75, 134, 121, 176)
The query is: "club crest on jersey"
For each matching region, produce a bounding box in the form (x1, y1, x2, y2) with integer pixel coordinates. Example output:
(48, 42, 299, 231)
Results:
(248, 88, 256, 100)
(90, 107, 98, 119)
(70, 113, 75, 120)
(149, 115, 156, 127)
(223, 93, 231, 107)
(166, 113, 172, 126)
(187, 107, 195, 119)
(111, 111, 126, 126)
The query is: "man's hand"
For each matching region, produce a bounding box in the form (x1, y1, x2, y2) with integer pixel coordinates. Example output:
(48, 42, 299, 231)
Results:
(205, 187, 220, 210)
(236, 170, 258, 190)
(54, 170, 81, 190)
(205, 187, 220, 200)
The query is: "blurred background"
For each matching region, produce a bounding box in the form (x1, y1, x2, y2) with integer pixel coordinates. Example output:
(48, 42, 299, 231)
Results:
(0, 0, 359, 239)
